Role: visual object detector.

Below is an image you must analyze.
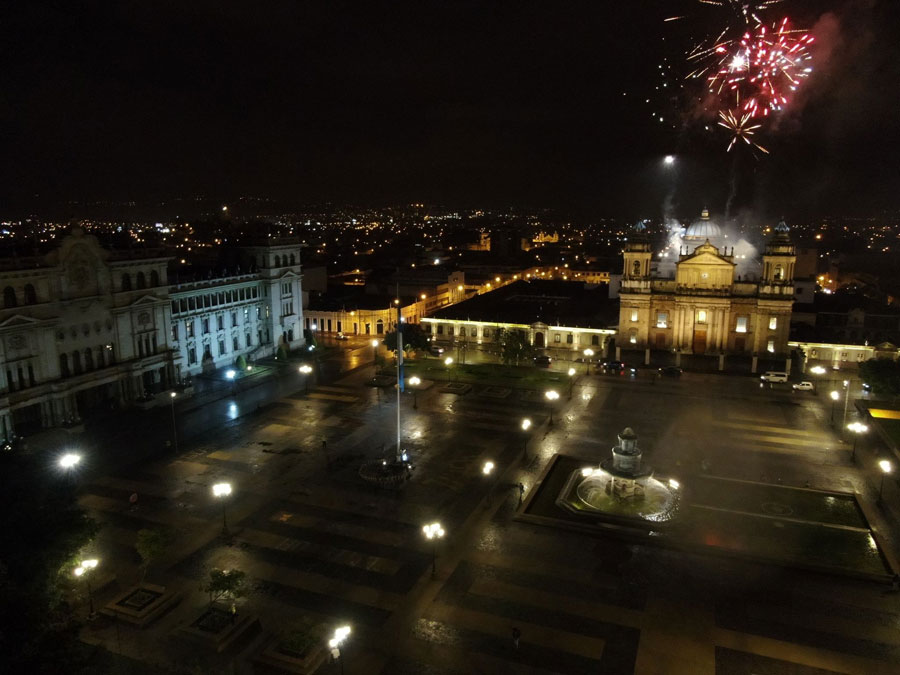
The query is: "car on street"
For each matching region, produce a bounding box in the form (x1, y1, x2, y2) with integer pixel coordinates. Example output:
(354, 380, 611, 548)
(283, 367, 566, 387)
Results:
(792, 381, 815, 391)
(659, 366, 683, 378)
(335, 332, 349, 341)
(533, 355, 552, 368)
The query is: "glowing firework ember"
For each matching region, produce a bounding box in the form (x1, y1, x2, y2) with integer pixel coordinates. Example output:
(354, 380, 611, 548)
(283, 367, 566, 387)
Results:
(718, 109, 769, 154)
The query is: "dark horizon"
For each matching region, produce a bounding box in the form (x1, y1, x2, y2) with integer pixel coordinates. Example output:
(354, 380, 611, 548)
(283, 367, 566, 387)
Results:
(3, 1, 899, 221)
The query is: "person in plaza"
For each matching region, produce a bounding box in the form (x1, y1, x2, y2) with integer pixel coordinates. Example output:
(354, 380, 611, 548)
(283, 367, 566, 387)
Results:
(511, 627, 521, 649)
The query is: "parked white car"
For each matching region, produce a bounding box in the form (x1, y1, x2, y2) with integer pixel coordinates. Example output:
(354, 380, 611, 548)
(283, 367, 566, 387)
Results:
(792, 381, 815, 391)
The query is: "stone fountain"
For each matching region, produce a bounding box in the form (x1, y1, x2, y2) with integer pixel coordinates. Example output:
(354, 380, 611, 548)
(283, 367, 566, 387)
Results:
(556, 427, 679, 526)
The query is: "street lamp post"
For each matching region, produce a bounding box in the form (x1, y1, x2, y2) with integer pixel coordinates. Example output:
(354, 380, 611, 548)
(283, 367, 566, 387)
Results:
(567, 367, 576, 399)
(371, 339, 379, 375)
(73, 558, 99, 618)
(59, 452, 81, 485)
(298, 364, 313, 394)
(545, 390, 559, 427)
(830, 390, 839, 425)
(422, 521, 445, 579)
(521, 418, 532, 459)
(878, 460, 892, 504)
(444, 356, 454, 382)
(847, 421, 868, 463)
(409, 376, 421, 409)
(328, 625, 351, 675)
(212, 482, 232, 536)
(583, 348, 594, 375)
(483, 460, 495, 506)
(170, 392, 178, 454)
(842, 379, 851, 430)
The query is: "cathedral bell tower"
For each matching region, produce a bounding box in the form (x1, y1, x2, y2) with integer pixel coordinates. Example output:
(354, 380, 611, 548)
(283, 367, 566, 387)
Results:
(622, 221, 652, 282)
(762, 219, 796, 285)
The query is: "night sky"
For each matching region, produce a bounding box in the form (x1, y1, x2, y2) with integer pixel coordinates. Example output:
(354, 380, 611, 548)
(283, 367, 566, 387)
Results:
(2, 1, 899, 220)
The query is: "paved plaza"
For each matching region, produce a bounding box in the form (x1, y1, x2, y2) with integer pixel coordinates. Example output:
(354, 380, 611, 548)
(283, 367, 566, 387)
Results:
(74, 359, 900, 674)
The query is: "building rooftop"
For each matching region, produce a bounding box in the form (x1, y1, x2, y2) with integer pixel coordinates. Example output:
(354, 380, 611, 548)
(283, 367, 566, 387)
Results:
(427, 279, 617, 329)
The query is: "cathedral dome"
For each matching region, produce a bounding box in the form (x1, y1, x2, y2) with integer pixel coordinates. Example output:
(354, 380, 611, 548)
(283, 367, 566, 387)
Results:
(684, 208, 721, 240)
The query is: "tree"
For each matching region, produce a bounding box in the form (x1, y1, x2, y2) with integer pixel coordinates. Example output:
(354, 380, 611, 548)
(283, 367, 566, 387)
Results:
(496, 328, 536, 366)
(135, 528, 170, 584)
(0, 449, 100, 673)
(859, 358, 900, 397)
(204, 568, 246, 607)
(383, 324, 430, 353)
(235, 354, 247, 370)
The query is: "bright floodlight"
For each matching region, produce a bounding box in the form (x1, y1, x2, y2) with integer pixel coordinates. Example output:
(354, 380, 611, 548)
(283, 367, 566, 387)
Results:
(583, 348, 594, 357)
(847, 422, 868, 434)
(567, 367, 576, 377)
(521, 418, 531, 431)
(371, 339, 379, 347)
(830, 390, 840, 401)
(581, 467, 594, 477)
(664, 155, 675, 165)
(409, 376, 421, 386)
(843, 380, 850, 387)
(329, 625, 351, 649)
(298, 364, 313, 374)
(444, 356, 453, 366)
(810, 365, 826, 375)
(226, 369, 236, 380)
(212, 482, 232, 497)
(422, 522, 445, 540)
(482, 461, 495, 475)
(879, 460, 892, 474)
(669, 478, 680, 490)
(545, 390, 559, 401)
(170, 391, 177, 398)
(59, 453, 81, 469)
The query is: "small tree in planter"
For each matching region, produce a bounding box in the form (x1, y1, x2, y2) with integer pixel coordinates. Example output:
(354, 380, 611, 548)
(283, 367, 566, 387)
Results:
(135, 528, 170, 585)
(235, 354, 248, 371)
(203, 568, 246, 609)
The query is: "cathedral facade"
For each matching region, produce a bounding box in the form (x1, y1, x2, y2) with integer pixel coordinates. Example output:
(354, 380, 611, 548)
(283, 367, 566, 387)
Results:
(0, 228, 304, 439)
(617, 220, 795, 370)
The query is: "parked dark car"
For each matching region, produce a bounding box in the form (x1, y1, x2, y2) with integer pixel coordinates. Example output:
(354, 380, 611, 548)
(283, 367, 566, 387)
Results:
(659, 366, 682, 378)
(601, 360, 626, 374)
(533, 355, 552, 368)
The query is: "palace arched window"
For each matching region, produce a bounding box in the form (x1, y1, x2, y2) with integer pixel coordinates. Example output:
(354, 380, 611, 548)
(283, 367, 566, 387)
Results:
(632, 260, 641, 276)
(24, 284, 37, 304)
(121, 273, 132, 292)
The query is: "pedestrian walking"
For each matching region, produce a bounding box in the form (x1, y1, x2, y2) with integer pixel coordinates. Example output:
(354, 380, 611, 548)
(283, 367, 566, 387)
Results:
(517, 483, 526, 502)
(511, 627, 521, 649)
(230, 602, 237, 624)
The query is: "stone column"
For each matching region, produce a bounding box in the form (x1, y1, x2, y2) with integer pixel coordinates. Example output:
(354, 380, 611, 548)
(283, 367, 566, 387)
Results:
(719, 353, 725, 371)
(751, 355, 758, 374)
(40, 400, 53, 427)
(644, 348, 650, 366)
(785, 357, 792, 373)
(615, 345, 621, 360)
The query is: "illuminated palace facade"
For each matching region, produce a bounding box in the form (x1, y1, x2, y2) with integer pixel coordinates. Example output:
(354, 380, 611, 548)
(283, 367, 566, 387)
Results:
(0, 229, 303, 439)
(617, 220, 796, 371)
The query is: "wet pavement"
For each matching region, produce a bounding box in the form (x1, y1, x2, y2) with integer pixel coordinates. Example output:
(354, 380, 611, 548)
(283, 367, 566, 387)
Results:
(66, 352, 900, 674)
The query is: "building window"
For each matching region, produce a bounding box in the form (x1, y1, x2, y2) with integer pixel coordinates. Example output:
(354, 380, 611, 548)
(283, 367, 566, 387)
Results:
(566, 334, 573, 344)
(774, 265, 784, 281)
(233, 336, 239, 351)
(136, 272, 146, 289)
(767, 339, 775, 353)
(632, 260, 641, 276)
(186, 321, 194, 338)
(483, 328, 491, 338)
(459, 327, 466, 337)
(24, 284, 37, 304)
(656, 312, 668, 329)
(219, 339, 226, 355)
(811, 349, 817, 358)
(217, 315, 224, 331)
(554, 334, 561, 343)
(246, 332, 251, 346)
(376, 321, 384, 334)
(630, 309, 638, 322)
(202, 318, 210, 334)
(697, 310, 707, 323)
(437, 324, 443, 335)
(736, 316, 748, 333)
(447, 326, 453, 336)
(231, 312, 237, 327)
(188, 347, 197, 365)
(120, 274, 131, 292)
(172, 324, 178, 341)
(768, 316, 777, 330)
